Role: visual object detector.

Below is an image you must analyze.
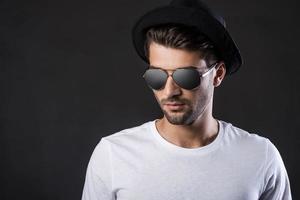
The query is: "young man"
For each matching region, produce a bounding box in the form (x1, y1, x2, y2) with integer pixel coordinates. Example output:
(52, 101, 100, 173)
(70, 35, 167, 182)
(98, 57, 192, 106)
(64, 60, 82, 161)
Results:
(82, 0, 292, 199)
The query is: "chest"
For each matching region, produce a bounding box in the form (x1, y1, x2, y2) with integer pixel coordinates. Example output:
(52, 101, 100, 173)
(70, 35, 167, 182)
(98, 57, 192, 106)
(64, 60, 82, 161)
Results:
(112, 151, 263, 200)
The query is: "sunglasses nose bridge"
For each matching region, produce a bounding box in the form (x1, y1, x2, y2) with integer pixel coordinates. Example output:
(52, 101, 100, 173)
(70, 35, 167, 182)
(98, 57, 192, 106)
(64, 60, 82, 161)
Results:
(163, 72, 182, 95)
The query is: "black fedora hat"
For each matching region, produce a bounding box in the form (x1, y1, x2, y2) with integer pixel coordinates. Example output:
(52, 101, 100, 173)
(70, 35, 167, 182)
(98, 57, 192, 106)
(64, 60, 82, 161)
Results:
(132, 0, 242, 76)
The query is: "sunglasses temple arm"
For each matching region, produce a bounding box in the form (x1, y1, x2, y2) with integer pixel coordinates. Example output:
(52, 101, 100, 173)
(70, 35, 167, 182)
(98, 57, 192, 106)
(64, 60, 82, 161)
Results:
(201, 63, 218, 77)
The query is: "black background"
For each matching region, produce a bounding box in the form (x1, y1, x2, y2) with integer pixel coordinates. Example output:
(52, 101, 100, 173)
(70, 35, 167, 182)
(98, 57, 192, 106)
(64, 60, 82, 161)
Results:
(1, 0, 299, 199)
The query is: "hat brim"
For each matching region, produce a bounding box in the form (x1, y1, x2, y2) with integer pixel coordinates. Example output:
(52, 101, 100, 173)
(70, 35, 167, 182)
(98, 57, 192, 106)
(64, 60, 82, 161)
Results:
(132, 6, 242, 75)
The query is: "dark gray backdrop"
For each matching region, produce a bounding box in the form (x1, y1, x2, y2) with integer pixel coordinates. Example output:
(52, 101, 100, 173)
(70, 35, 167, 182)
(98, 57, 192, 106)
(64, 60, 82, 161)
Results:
(1, 0, 299, 199)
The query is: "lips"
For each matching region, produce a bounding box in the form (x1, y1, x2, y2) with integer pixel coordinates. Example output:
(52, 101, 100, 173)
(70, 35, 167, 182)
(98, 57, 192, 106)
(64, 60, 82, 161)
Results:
(165, 102, 184, 106)
(164, 102, 185, 110)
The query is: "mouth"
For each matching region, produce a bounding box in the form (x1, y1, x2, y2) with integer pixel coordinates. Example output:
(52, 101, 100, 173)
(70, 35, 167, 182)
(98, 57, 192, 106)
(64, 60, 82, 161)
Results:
(164, 102, 185, 110)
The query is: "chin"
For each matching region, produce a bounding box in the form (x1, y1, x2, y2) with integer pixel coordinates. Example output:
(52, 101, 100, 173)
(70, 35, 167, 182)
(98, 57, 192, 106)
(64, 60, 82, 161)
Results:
(164, 110, 194, 125)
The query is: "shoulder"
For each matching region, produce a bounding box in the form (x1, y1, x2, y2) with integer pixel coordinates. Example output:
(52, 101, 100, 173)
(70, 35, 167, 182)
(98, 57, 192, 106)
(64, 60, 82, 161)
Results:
(99, 120, 153, 147)
(219, 120, 287, 169)
(220, 120, 291, 198)
(219, 120, 270, 147)
(89, 120, 153, 162)
(218, 120, 282, 165)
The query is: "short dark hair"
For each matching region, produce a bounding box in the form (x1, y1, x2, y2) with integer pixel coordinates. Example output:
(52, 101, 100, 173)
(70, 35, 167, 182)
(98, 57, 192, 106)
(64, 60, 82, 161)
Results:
(144, 23, 220, 67)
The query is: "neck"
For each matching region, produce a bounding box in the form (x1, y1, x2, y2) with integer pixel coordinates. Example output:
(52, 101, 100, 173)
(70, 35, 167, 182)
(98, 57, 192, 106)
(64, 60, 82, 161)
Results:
(155, 102, 219, 148)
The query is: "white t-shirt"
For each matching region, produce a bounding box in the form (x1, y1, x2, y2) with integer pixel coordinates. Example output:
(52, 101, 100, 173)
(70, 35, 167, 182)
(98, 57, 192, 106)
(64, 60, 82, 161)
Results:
(82, 119, 292, 200)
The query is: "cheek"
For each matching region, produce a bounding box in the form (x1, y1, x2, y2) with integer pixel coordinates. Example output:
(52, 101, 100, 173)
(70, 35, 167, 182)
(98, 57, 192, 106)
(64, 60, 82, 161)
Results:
(153, 91, 162, 103)
(181, 92, 197, 106)
(189, 87, 211, 105)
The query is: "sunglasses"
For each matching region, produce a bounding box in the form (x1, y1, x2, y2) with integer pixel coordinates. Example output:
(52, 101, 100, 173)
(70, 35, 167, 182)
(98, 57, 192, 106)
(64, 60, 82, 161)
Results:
(143, 62, 218, 90)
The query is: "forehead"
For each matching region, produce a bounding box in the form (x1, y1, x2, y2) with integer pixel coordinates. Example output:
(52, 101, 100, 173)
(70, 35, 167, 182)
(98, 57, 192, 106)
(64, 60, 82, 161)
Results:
(148, 42, 207, 70)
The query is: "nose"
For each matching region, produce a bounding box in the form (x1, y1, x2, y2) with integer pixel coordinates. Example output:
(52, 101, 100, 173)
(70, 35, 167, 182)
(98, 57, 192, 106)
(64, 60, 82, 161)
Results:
(163, 74, 182, 97)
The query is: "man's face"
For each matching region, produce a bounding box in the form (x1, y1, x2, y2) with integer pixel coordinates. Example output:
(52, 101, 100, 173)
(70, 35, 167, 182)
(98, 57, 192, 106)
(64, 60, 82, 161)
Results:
(148, 42, 216, 125)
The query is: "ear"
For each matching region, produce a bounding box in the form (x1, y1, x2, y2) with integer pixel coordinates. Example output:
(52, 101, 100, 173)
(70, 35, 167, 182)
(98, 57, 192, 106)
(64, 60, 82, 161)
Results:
(213, 62, 226, 87)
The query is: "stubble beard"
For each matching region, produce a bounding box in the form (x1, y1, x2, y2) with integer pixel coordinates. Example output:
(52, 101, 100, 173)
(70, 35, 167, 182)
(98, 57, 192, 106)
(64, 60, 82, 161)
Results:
(160, 92, 211, 125)
(162, 106, 193, 125)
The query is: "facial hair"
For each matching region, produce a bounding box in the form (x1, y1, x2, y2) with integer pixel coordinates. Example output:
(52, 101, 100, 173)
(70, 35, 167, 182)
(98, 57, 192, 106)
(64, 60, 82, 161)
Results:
(160, 97, 193, 125)
(157, 84, 213, 126)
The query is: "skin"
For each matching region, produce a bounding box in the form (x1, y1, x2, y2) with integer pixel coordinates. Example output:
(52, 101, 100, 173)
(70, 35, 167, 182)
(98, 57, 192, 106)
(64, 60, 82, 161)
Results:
(148, 42, 226, 148)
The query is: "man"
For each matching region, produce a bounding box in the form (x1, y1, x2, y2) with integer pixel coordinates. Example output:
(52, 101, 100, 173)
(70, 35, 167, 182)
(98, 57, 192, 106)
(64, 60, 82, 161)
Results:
(82, 0, 292, 199)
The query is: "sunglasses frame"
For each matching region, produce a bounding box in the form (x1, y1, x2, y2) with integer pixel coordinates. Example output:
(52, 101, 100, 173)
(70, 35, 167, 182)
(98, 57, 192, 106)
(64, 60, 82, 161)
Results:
(142, 62, 219, 90)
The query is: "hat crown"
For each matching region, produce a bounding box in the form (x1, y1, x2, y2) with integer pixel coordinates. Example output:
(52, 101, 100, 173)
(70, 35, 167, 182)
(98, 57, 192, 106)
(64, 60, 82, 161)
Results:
(131, 0, 242, 75)
(170, 0, 226, 28)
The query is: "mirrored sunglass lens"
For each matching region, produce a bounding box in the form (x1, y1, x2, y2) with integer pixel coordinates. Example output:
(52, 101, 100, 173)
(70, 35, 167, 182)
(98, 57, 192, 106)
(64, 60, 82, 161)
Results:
(173, 68, 200, 90)
(144, 69, 167, 90)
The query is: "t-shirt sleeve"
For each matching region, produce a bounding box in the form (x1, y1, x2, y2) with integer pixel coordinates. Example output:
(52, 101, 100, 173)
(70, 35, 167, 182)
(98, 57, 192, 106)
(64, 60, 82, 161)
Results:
(259, 139, 292, 200)
(82, 138, 115, 200)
